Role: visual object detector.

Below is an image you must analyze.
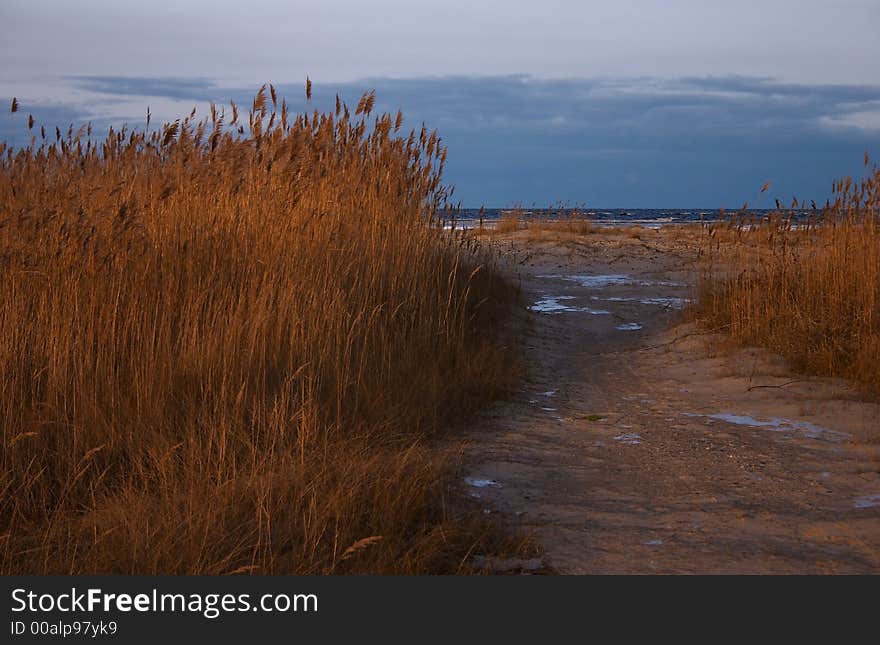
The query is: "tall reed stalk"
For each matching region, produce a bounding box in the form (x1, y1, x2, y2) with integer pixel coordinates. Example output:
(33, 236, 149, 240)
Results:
(0, 85, 517, 573)
(696, 160, 880, 395)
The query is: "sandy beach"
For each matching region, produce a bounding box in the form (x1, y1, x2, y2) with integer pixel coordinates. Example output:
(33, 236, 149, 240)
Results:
(465, 227, 880, 573)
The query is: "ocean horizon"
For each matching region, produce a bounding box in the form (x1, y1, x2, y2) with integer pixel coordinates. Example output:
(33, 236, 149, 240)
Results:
(446, 207, 811, 228)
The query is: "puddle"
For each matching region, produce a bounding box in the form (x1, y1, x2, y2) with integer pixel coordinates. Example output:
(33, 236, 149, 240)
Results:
(465, 477, 500, 488)
(541, 390, 557, 397)
(540, 274, 684, 288)
(541, 407, 557, 412)
(638, 297, 689, 308)
(529, 295, 610, 315)
(528, 295, 577, 313)
(644, 539, 664, 546)
(685, 412, 848, 443)
(616, 322, 643, 331)
(614, 432, 642, 445)
(539, 273, 630, 288)
(854, 494, 880, 509)
(595, 296, 690, 309)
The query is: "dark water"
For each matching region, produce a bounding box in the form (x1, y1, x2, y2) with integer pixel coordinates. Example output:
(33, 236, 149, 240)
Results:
(442, 208, 802, 228)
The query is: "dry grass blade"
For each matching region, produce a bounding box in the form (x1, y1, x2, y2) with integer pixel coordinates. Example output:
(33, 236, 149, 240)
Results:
(340, 536, 384, 561)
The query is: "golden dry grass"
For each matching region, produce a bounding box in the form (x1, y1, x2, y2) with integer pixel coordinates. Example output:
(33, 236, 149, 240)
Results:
(482, 209, 593, 236)
(493, 211, 524, 234)
(0, 86, 520, 574)
(695, 162, 880, 395)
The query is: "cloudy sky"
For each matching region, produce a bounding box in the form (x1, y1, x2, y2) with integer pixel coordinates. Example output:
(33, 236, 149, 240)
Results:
(2, 0, 878, 206)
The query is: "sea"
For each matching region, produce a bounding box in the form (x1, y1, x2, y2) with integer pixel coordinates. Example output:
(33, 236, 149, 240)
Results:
(441, 208, 806, 229)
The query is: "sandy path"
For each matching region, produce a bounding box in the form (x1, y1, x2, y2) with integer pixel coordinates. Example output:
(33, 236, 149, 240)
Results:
(465, 229, 880, 573)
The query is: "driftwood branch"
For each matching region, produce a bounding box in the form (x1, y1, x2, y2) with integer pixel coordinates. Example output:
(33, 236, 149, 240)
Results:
(746, 379, 808, 392)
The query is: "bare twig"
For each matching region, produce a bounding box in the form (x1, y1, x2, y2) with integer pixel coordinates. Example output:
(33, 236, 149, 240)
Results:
(746, 379, 809, 392)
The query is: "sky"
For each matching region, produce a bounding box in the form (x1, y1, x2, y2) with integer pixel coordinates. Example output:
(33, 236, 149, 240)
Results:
(2, 0, 879, 207)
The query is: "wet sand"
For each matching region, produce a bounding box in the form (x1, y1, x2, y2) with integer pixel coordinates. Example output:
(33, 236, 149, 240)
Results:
(465, 228, 880, 574)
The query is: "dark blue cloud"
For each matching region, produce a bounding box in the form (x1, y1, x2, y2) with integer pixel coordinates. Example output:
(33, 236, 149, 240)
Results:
(73, 76, 220, 101)
(3, 75, 879, 207)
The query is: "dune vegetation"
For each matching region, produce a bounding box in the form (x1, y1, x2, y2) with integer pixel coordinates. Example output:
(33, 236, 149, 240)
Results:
(696, 160, 880, 395)
(0, 85, 520, 574)
(482, 208, 594, 235)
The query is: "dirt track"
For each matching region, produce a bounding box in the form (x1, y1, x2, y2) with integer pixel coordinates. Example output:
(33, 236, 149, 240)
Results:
(465, 228, 880, 573)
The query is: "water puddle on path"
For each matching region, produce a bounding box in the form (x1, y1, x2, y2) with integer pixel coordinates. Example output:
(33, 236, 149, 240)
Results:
(684, 412, 848, 443)
(465, 477, 500, 488)
(854, 494, 880, 509)
(616, 322, 643, 331)
(542, 274, 631, 288)
(539, 274, 685, 288)
(528, 295, 610, 315)
(614, 432, 642, 445)
(595, 295, 690, 309)
(531, 273, 689, 313)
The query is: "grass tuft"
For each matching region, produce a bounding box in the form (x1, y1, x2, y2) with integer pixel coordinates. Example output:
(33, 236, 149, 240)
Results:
(695, 162, 880, 395)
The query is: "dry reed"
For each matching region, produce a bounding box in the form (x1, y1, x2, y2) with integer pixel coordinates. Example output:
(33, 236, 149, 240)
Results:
(0, 84, 518, 574)
(483, 208, 593, 235)
(695, 160, 880, 395)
